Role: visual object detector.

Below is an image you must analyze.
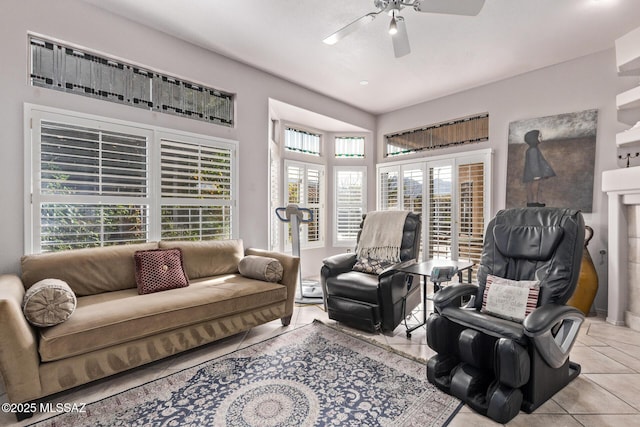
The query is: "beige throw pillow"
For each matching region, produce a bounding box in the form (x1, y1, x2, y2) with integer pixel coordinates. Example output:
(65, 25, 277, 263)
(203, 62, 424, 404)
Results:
(22, 278, 77, 327)
(238, 255, 283, 282)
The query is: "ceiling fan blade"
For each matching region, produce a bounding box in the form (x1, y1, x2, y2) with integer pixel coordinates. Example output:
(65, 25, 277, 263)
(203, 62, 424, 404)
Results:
(392, 16, 410, 58)
(323, 11, 381, 45)
(413, 0, 485, 16)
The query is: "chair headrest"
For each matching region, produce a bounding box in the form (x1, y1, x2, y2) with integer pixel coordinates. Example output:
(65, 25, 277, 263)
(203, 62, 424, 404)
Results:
(493, 224, 564, 261)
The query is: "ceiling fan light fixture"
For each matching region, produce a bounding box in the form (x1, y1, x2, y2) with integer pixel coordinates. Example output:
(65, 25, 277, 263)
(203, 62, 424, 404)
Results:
(388, 11, 398, 35)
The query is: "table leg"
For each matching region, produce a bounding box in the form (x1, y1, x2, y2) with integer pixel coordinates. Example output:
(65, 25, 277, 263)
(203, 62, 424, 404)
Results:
(406, 275, 427, 338)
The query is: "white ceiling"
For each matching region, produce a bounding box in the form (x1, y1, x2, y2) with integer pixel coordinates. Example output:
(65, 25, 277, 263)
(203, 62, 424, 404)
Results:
(83, 0, 640, 115)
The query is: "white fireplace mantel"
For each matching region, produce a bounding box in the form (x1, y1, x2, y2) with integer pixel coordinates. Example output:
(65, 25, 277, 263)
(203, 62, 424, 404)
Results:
(602, 166, 640, 327)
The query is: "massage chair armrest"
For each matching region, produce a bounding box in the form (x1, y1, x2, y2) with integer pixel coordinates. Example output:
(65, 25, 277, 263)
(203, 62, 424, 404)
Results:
(523, 304, 584, 369)
(432, 284, 478, 313)
(321, 253, 357, 277)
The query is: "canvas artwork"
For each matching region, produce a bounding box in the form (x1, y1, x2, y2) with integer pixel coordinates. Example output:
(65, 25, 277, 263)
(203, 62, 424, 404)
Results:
(506, 109, 598, 212)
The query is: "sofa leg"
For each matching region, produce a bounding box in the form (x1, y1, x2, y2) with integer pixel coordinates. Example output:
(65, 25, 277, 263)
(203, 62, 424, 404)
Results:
(16, 409, 35, 421)
(281, 315, 292, 326)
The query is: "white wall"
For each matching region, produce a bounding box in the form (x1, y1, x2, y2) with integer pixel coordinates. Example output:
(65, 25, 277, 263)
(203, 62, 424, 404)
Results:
(377, 49, 632, 315)
(0, 0, 375, 274)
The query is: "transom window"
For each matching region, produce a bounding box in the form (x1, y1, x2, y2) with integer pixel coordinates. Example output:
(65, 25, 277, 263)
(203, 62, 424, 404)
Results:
(26, 105, 238, 253)
(335, 136, 365, 158)
(284, 127, 321, 156)
(29, 35, 234, 127)
(385, 113, 489, 157)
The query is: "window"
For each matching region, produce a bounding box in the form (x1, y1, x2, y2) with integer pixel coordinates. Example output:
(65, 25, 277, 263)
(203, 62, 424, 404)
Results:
(160, 138, 234, 241)
(29, 36, 234, 127)
(377, 149, 491, 279)
(284, 160, 325, 248)
(385, 113, 489, 157)
(335, 136, 365, 158)
(334, 167, 367, 246)
(284, 127, 321, 156)
(26, 105, 237, 253)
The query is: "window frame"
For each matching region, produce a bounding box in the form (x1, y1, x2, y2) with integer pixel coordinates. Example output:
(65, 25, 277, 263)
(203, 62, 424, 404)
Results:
(24, 103, 238, 254)
(333, 166, 367, 247)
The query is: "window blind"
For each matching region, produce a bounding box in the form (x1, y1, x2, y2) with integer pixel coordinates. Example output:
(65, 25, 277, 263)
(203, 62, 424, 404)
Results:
(428, 165, 453, 260)
(335, 169, 366, 243)
(160, 139, 234, 241)
(36, 120, 150, 251)
(457, 162, 485, 280)
(378, 168, 399, 210)
(285, 161, 324, 247)
(160, 140, 232, 199)
(28, 106, 238, 253)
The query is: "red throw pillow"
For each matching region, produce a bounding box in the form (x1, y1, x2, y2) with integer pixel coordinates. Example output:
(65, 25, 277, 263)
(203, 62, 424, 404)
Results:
(134, 248, 189, 295)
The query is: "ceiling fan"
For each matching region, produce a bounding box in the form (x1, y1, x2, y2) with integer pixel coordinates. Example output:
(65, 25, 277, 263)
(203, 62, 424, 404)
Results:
(323, 0, 485, 58)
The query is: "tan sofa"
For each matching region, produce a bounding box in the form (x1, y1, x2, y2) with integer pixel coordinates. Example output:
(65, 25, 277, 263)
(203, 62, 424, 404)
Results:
(0, 239, 298, 417)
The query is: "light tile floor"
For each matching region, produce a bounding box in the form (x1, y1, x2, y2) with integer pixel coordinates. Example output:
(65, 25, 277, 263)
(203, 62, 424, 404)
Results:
(2, 304, 640, 426)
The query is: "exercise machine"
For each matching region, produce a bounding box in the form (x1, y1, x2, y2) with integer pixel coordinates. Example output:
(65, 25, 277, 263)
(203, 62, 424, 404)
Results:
(275, 204, 324, 304)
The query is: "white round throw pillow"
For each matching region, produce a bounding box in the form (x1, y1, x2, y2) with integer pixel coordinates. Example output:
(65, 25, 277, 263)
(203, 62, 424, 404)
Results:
(22, 278, 77, 327)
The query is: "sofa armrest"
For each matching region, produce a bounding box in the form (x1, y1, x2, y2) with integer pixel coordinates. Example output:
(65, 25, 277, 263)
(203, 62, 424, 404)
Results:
(0, 274, 42, 403)
(244, 249, 299, 321)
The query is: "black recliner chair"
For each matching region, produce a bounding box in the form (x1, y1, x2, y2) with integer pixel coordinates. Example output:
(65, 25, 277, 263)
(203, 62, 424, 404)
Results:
(320, 212, 422, 333)
(426, 207, 585, 423)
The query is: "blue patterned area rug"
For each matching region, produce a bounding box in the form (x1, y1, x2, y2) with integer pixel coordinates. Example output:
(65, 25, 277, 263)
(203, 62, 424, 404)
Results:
(32, 320, 461, 427)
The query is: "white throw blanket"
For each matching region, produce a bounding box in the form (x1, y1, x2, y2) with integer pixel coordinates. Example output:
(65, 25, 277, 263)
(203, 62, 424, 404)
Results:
(356, 211, 411, 262)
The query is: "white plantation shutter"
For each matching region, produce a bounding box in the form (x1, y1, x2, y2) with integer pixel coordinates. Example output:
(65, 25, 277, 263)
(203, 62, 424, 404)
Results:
(160, 139, 234, 241)
(334, 167, 366, 245)
(285, 160, 324, 248)
(306, 168, 321, 243)
(269, 142, 280, 251)
(457, 161, 485, 279)
(428, 164, 453, 260)
(34, 119, 150, 252)
(28, 106, 237, 253)
(402, 167, 423, 213)
(40, 122, 148, 197)
(376, 149, 490, 270)
(378, 166, 400, 210)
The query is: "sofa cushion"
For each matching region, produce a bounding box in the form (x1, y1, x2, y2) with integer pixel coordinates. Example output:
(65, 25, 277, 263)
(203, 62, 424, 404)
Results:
(37, 274, 286, 362)
(159, 240, 244, 279)
(238, 255, 283, 282)
(22, 279, 77, 327)
(21, 242, 159, 296)
(134, 248, 189, 294)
